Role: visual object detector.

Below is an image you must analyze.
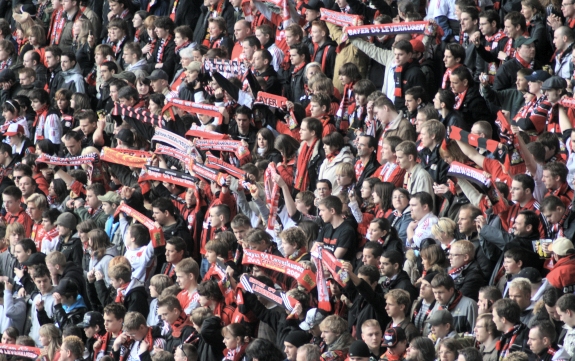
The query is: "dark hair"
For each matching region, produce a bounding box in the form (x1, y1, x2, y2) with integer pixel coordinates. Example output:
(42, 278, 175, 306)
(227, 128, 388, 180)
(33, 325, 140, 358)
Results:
(129, 224, 150, 247)
(246, 339, 284, 361)
(289, 43, 311, 63)
(493, 298, 521, 324)
(513, 174, 535, 194)
(479, 9, 500, 28)
(451, 66, 474, 87)
(458, 347, 482, 361)
(382, 250, 404, 268)
(557, 293, 575, 312)
(431, 272, 455, 290)
(543, 287, 559, 307)
(29, 89, 50, 105)
(322, 132, 344, 151)
(117, 86, 139, 102)
(363, 241, 384, 258)
(197, 279, 224, 302)
(302, 117, 323, 139)
(504, 11, 527, 33)
(338, 62, 361, 82)
(103, 303, 127, 320)
(358, 265, 380, 284)
(412, 192, 433, 210)
(154, 16, 175, 32)
(445, 43, 465, 64)
(152, 198, 177, 217)
(354, 79, 377, 96)
(437, 88, 455, 110)
(530, 320, 557, 344)
(16, 239, 36, 254)
(42, 208, 61, 224)
(317, 179, 332, 190)
(2, 186, 22, 200)
(174, 25, 193, 40)
(274, 134, 301, 160)
(252, 128, 277, 159)
(544, 162, 569, 183)
(318, 196, 343, 215)
(517, 210, 540, 235)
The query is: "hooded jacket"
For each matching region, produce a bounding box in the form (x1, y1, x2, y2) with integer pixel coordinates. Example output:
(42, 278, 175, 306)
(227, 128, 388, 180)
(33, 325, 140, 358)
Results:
(346, 279, 389, 340)
(318, 146, 355, 195)
(197, 316, 225, 361)
(61, 261, 92, 311)
(61, 63, 86, 93)
(57, 233, 83, 266)
(382, 271, 418, 304)
(49, 295, 88, 329)
(125, 58, 149, 79)
(452, 260, 486, 301)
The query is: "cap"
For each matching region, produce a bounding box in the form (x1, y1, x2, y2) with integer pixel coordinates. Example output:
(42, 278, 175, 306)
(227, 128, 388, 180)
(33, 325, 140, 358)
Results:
(4, 123, 25, 136)
(186, 61, 202, 73)
(116, 128, 134, 146)
(113, 71, 137, 85)
(97, 191, 121, 205)
(542, 76, 567, 90)
(21, 252, 46, 267)
(524, 70, 551, 83)
(423, 271, 439, 285)
(348, 340, 371, 358)
(53, 278, 79, 295)
(426, 309, 453, 326)
(299, 308, 327, 331)
(77, 311, 104, 328)
(550, 237, 574, 257)
(0, 69, 15, 83)
(383, 327, 407, 348)
(55, 212, 77, 230)
(516, 267, 542, 283)
(146, 69, 169, 81)
(69, 191, 85, 201)
(284, 330, 311, 348)
(410, 39, 425, 53)
(302, 0, 324, 11)
(514, 36, 536, 48)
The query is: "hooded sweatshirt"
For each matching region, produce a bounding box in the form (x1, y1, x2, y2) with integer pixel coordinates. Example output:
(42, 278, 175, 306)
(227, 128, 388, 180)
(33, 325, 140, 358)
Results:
(61, 63, 86, 93)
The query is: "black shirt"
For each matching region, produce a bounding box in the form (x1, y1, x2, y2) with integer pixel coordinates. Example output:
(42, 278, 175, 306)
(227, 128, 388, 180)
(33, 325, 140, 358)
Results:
(317, 220, 356, 261)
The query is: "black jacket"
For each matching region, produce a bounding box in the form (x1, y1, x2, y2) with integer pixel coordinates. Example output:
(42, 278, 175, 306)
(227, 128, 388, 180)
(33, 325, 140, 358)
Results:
(193, 0, 235, 46)
(453, 260, 486, 301)
(345, 279, 390, 340)
(419, 144, 449, 185)
(393, 60, 426, 111)
(493, 56, 541, 91)
(47, 65, 65, 103)
(255, 66, 283, 96)
(440, 110, 468, 131)
(197, 316, 225, 361)
(293, 141, 326, 193)
(382, 270, 418, 304)
(56, 233, 83, 266)
(527, 14, 552, 65)
(475, 34, 510, 81)
(354, 152, 380, 194)
(457, 85, 496, 133)
(169, 0, 202, 27)
(61, 261, 92, 311)
(312, 39, 337, 80)
(71, 41, 94, 77)
(282, 63, 306, 102)
(147, 37, 177, 80)
(33, 63, 48, 89)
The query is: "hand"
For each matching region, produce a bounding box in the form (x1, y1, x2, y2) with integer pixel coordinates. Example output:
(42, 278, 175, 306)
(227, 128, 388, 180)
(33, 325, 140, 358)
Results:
(214, 87, 224, 100)
(341, 261, 353, 274)
(98, 118, 106, 130)
(66, 199, 75, 209)
(510, 125, 520, 135)
(122, 187, 135, 200)
(95, 271, 104, 281)
(74, 199, 84, 209)
(53, 292, 62, 305)
(273, 173, 286, 188)
(139, 340, 149, 355)
(477, 297, 489, 314)
(87, 270, 96, 283)
(141, 44, 151, 54)
(479, 72, 489, 87)
(13, 267, 24, 279)
(433, 183, 449, 196)
(36, 298, 44, 311)
(292, 302, 303, 317)
(497, 51, 508, 61)
(226, 265, 235, 278)
(18, 287, 26, 298)
(475, 215, 487, 231)
(155, 63, 164, 69)
(93, 339, 103, 351)
(470, 31, 481, 46)
(113, 333, 129, 351)
(107, 11, 115, 20)
(285, 101, 294, 111)
(4, 279, 13, 291)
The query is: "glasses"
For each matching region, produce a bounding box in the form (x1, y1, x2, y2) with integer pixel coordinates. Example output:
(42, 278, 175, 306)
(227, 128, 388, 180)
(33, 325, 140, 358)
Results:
(448, 253, 464, 258)
(14, 176, 22, 180)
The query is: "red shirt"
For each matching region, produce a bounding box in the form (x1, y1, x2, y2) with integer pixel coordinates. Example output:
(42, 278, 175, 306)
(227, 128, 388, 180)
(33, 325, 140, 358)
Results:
(3, 209, 33, 237)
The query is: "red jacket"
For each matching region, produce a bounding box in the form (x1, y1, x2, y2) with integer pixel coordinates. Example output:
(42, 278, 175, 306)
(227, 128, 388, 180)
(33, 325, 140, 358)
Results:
(547, 254, 575, 289)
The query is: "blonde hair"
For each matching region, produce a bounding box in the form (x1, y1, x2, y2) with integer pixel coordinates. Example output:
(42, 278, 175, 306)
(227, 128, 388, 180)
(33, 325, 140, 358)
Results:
(509, 277, 532, 296)
(75, 18, 93, 45)
(39, 324, 61, 361)
(452, 240, 475, 259)
(319, 315, 347, 334)
(431, 217, 457, 239)
(46, 251, 66, 267)
(6, 222, 25, 237)
(27, 193, 48, 209)
(361, 319, 381, 331)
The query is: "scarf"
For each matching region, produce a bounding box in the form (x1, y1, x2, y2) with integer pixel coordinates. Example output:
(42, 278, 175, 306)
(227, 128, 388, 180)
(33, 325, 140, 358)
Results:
(147, 39, 157, 58)
(439, 290, 463, 311)
(495, 324, 526, 361)
(33, 105, 49, 142)
(115, 282, 129, 303)
(224, 344, 248, 361)
(0, 57, 12, 71)
(288, 246, 307, 261)
(50, 9, 65, 45)
(156, 35, 173, 63)
(16, 37, 28, 55)
(134, 28, 141, 43)
(171, 311, 193, 338)
(175, 41, 191, 54)
(412, 299, 436, 332)
(170, 0, 181, 21)
(292, 61, 305, 75)
(384, 350, 405, 361)
(37, 1, 48, 20)
(294, 138, 318, 191)
(336, 82, 355, 132)
(515, 52, 533, 69)
(112, 36, 127, 58)
(442, 64, 462, 89)
(485, 30, 506, 45)
(454, 88, 468, 110)
(326, 150, 340, 162)
(551, 208, 571, 239)
(448, 261, 470, 279)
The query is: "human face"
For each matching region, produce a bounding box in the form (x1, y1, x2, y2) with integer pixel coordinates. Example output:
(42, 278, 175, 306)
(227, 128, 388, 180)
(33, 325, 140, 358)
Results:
(242, 41, 256, 61)
(27, 202, 43, 221)
(14, 244, 30, 263)
(543, 204, 564, 225)
(109, 0, 123, 14)
(433, 285, 454, 305)
(519, 43, 536, 62)
(449, 246, 467, 269)
(379, 256, 396, 277)
(157, 305, 180, 325)
(333, 173, 350, 189)
(232, 226, 249, 243)
(439, 345, 456, 361)
(85, 190, 100, 210)
(152, 207, 168, 225)
(151, 79, 167, 93)
(385, 296, 404, 318)
(318, 204, 333, 224)
(431, 323, 450, 339)
(309, 101, 325, 118)
(380, 141, 394, 162)
(206, 249, 218, 263)
(320, 329, 339, 345)
(19, 70, 34, 86)
(256, 133, 268, 150)
(311, 25, 325, 44)
(175, 270, 193, 290)
(42, 217, 54, 232)
(103, 313, 123, 334)
(367, 222, 385, 242)
(45, 51, 59, 69)
(443, 49, 458, 68)
(102, 201, 116, 216)
(282, 238, 297, 257)
(515, 74, 529, 91)
(409, 198, 427, 221)
(80, 118, 97, 136)
(503, 256, 522, 275)
(61, 0, 76, 12)
(357, 136, 373, 158)
(1, 109, 14, 122)
(419, 127, 435, 149)
(234, 23, 250, 42)
(154, 27, 169, 40)
(527, 327, 548, 355)
(406, 345, 420, 361)
(289, 49, 304, 66)
(137, 81, 150, 96)
(510, 180, 529, 203)
(209, 208, 223, 229)
(557, 308, 575, 327)
(362, 248, 379, 266)
(392, 190, 408, 211)
(457, 209, 475, 235)
(132, 14, 143, 28)
(100, 66, 113, 82)
(2, 194, 18, 214)
(284, 342, 298, 361)
(83, 326, 98, 339)
(420, 280, 434, 300)
(208, 22, 222, 39)
(404, 94, 419, 113)
(546, 88, 562, 103)
(394, 48, 410, 67)
(2, 332, 15, 344)
(34, 275, 52, 294)
(509, 286, 531, 310)
(546, 304, 561, 321)
(528, 80, 542, 95)
(460, 12, 477, 33)
(23, 52, 34, 68)
(450, 74, 467, 94)
(361, 326, 382, 351)
(235, 114, 250, 134)
(504, 20, 519, 38)
(165, 243, 183, 264)
(512, 214, 530, 236)
(563, 0, 575, 17)
(478, 17, 495, 36)
(299, 121, 313, 142)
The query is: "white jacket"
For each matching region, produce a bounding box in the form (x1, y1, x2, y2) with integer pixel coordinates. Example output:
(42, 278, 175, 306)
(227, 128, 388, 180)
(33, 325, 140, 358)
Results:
(317, 146, 355, 196)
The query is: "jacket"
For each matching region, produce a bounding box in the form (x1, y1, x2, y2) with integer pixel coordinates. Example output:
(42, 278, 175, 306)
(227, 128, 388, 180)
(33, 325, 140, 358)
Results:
(256, 66, 283, 96)
(493, 56, 541, 91)
(293, 139, 326, 193)
(382, 270, 418, 305)
(312, 39, 338, 80)
(125, 58, 149, 79)
(282, 62, 306, 102)
(88, 245, 118, 288)
(48, 65, 65, 102)
(147, 36, 177, 79)
(527, 14, 552, 66)
(197, 316, 225, 361)
(47, 295, 87, 329)
(59, 10, 88, 53)
(457, 85, 495, 132)
(391, 60, 426, 111)
(33, 63, 48, 89)
(480, 85, 526, 120)
(318, 146, 355, 195)
(169, 0, 201, 26)
(546, 254, 575, 290)
(452, 260, 486, 301)
(326, 22, 368, 93)
(346, 279, 390, 340)
(389, 208, 412, 244)
(406, 164, 435, 208)
(71, 41, 94, 77)
(0, 251, 17, 284)
(193, 0, 235, 46)
(350, 38, 394, 93)
(60, 63, 86, 93)
(419, 144, 449, 184)
(431, 291, 478, 334)
(61, 261, 92, 311)
(56, 233, 84, 266)
(354, 152, 380, 194)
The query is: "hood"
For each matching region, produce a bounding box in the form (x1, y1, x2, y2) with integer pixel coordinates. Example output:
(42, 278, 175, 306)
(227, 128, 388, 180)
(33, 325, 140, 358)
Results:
(127, 58, 148, 71)
(63, 295, 87, 312)
(61, 63, 82, 77)
(327, 332, 354, 352)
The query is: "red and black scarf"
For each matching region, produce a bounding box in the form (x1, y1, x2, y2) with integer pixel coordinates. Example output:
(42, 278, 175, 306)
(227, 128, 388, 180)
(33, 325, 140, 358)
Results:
(294, 138, 318, 191)
(175, 41, 191, 54)
(171, 311, 194, 338)
(337, 82, 354, 132)
(439, 290, 463, 311)
(156, 35, 173, 63)
(442, 64, 462, 89)
(114, 282, 129, 303)
(515, 51, 533, 69)
(495, 324, 526, 361)
(454, 88, 468, 110)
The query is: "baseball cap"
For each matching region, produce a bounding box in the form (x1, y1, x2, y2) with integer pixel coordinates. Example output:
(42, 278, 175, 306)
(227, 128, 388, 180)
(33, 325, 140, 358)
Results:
(97, 191, 121, 205)
(524, 70, 551, 83)
(53, 278, 79, 295)
(410, 39, 425, 53)
(541, 76, 567, 91)
(116, 128, 134, 147)
(186, 61, 202, 73)
(348, 340, 371, 358)
(4, 123, 25, 136)
(284, 330, 311, 348)
(514, 36, 536, 48)
(113, 71, 137, 85)
(77, 311, 104, 328)
(383, 327, 407, 348)
(146, 69, 169, 81)
(550, 237, 574, 257)
(426, 309, 453, 326)
(299, 308, 327, 331)
(516, 267, 542, 283)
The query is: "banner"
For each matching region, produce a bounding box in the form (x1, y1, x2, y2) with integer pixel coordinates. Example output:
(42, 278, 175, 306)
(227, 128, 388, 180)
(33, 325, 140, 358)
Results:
(242, 249, 316, 291)
(344, 21, 431, 40)
(239, 274, 298, 312)
(320, 8, 360, 27)
(264, 163, 280, 230)
(114, 203, 165, 247)
(186, 128, 231, 140)
(139, 166, 199, 189)
(447, 161, 492, 192)
(152, 128, 192, 152)
(311, 248, 332, 312)
(205, 153, 247, 180)
(36, 153, 98, 179)
(113, 103, 164, 127)
(203, 58, 249, 79)
(100, 147, 151, 168)
(195, 139, 251, 166)
(255, 92, 298, 129)
(163, 99, 223, 125)
(447, 126, 499, 153)
(320, 248, 350, 287)
(0, 344, 41, 358)
(191, 161, 227, 186)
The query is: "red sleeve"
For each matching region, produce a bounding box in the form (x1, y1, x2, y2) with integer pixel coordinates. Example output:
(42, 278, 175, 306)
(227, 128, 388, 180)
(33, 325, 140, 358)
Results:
(219, 190, 237, 220)
(322, 124, 337, 138)
(34, 174, 49, 196)
(482, 157, 513, 186)
(277, 163, 294, 187)
(20, 213, 33, 238)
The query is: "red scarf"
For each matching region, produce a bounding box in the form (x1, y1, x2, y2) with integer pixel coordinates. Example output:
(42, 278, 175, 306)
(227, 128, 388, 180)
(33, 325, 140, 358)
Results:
(454, 88, 468, 110)
(292, 62, 305, 75)
(294, 138, 318, 191)
(171, 311, 193, 338)
(112, 36, 126, 58)
(223, 344, 248, 361)
(325, 150, 340, 162)
(163, 263, 175, 277)
(439, 290, 463, 311)
(515, 52, 533, 69)
(16, 37, 29, 55)
(495, 324, 525, 361)
(171, 71, 186, 92)
(175, 41, 191, 54)
(134, 28, 141, 43)
(288, 246, 308, 261)
(33, 105, 49, 141)
(170, 0, 181, 21)
(114, 283, 129, 303)
(448, 261, 470, 278)
(147, 39, 157, 58)
(442, 64, 462, 89)
(384, 350, 406, 361)
(156, 35, 173, 63)
(337, 82, 354, 133)
(485, 30, 506, 46)
(49, 9, 65, 45)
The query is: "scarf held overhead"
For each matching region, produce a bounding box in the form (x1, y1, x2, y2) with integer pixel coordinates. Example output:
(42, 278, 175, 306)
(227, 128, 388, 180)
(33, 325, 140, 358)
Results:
(312, 247, 332, 312)
(320, 8, 361, 27)
(114, 203, 165, 248)
(100, 147, 152, 168)
(204, 58, 249, 79)
(139, 166, 199, 189)
(264, 162, 280, 230)
(0, 345, 41, 359)
(163, 99, 223, 125)
(447, 161, 492, 193)
(238, 274, 298, 312)
(254, 92, 298, 129)
(113, 102, 165, 128)
(242, 249, 316, 291)
(195, 139, 252, 166)
(343, 21, 432, 41)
